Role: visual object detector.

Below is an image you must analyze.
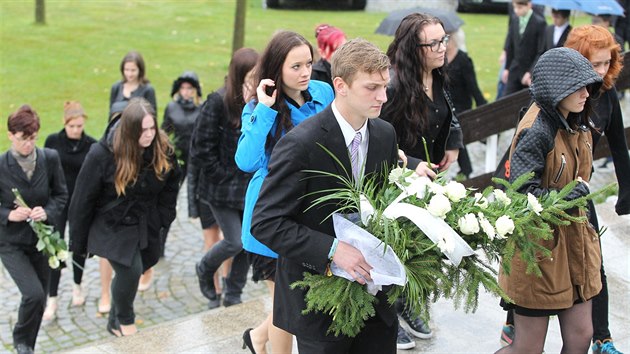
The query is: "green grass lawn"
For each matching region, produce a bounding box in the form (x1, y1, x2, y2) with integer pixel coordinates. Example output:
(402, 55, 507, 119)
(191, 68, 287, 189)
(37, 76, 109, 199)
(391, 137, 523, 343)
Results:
(0, 0, 591, 151)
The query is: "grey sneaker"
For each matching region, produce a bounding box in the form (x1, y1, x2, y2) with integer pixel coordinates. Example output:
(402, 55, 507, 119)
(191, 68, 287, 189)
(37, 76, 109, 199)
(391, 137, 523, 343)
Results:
(397, 323, 416, 350)
(399, 312, 433, 339)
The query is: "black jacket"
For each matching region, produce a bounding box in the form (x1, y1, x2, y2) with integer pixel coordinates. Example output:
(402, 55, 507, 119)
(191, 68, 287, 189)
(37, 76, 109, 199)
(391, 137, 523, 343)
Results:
(162, 98, 201, 157)
(0, 148, 68, 246)
(446, 50, 487, 113)
(543, 24, 571, 52)
(69, 120, 180, 270)
(109, 81, 157, 118)
(189, 89, 251, 209)
(591, 88, 630, 215)
(504, 12, 547, 94)
(311, 59, 333, 89)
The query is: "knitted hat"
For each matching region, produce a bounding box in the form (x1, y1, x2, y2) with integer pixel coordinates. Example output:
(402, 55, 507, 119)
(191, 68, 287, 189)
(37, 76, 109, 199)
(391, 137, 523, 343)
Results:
(63, 101, 87, 124)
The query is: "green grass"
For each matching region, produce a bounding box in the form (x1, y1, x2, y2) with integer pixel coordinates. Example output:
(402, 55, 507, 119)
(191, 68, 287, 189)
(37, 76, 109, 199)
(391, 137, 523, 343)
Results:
(0, 1, 591, 151)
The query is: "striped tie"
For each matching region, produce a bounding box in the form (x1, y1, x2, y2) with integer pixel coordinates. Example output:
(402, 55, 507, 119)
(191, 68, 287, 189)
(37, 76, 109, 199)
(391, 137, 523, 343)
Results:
(350, 132, 362, 180)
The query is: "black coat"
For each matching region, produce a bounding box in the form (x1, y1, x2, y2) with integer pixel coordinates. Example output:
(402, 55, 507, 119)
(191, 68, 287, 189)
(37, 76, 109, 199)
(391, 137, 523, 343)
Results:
(161, 98, 201, 159)
(109, 81, 157, 118)
(311, 59, 333, 89)
(543, 24, 571, 52)
(252, 106, 399, 341)
(0, 148, 68, 246)
(446, 50, 487, 113)
(504, 12, 547, 94)
(190, 89, 251, 209)
(69, 125, 180, 270)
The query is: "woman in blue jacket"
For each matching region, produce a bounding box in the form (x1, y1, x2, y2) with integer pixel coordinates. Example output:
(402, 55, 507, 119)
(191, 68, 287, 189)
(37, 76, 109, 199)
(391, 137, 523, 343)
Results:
(235, 30, 334, 354)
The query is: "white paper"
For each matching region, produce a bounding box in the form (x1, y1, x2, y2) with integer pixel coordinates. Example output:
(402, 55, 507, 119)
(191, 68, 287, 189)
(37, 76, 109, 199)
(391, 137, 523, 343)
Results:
(331, 214, 407, 295)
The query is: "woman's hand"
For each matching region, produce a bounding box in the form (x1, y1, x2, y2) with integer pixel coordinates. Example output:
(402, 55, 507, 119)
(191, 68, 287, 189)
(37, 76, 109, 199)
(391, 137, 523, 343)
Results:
(439, 149, 459, 171)
(8, 207, 31, 222)
(29, 206, 47, 222)
(398, 149, 408, 166)
(256, 79, 277, 107)
(415, 161, 437, 179)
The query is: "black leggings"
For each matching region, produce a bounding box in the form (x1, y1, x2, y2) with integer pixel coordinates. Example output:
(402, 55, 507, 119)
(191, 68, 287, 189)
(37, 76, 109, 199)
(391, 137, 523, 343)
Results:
(108, 249, 143, 326)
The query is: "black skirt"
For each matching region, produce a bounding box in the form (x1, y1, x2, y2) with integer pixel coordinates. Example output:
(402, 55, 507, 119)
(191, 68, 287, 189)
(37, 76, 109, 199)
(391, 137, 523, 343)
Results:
(247, 252, 276, 282)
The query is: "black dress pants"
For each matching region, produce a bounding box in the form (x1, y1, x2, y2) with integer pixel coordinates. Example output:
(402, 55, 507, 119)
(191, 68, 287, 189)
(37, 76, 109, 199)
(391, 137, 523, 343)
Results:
(0, 242, 49, 349)
(108, 248, 143, 326)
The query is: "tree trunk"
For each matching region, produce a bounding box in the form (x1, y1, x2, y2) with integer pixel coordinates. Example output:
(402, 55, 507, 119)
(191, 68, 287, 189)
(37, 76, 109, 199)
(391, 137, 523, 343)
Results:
(35, 0, 45, 24)
(232, 0, 246, 54)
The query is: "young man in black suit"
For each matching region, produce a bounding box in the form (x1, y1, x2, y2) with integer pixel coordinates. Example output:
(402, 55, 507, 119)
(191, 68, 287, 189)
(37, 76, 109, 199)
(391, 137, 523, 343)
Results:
(543, 9, 572, 51)
(251, 38, 399, 353)
(502, 0, 547, 95)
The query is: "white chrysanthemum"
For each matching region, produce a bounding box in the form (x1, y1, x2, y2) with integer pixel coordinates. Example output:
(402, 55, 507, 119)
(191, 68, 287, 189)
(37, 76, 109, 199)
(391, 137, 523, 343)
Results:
(427, 194, 451, 219)
(437, 233, 455, 254)
(56, 250, 69, 261)
(457, 213, 480, 235)
(388, 167, 405, 185)
(474, 193, 489, 209)
(477, 212, 496, 240)
(49, 256, 60, 269)
(495, 215, 515, 239)
(493, 189, 512, 205)
(527, 193, 543, 215)
(444, 181, 467, 202)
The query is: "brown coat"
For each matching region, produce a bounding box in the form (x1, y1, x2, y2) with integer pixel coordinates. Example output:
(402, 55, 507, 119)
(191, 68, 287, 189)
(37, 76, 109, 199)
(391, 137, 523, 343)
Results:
(499, 104, 601, 310)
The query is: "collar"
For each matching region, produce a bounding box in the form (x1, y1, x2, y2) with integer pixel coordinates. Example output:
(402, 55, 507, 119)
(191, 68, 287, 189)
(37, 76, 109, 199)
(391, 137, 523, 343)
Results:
(519, 9, 533, 26)
(285, 89, 313, 109)
(331, 101, 367, 147)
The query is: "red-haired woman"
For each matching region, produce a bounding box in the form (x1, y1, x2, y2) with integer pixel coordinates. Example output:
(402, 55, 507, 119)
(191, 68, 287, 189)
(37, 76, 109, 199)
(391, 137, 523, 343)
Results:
(311, 24, 346, 89)
(70, 97, 180, 337)
(0, 105, 68, 354)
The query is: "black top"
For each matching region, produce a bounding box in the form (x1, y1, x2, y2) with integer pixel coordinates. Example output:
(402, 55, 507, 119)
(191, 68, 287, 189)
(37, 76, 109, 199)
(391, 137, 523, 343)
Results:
(109, 81, 157, 117)
(446, 50, 487, 113)
(311, 59, 333, 89)
(44, 129, 97, 200)
(161, 98, 201, 155)
(591, 88, 630, 215)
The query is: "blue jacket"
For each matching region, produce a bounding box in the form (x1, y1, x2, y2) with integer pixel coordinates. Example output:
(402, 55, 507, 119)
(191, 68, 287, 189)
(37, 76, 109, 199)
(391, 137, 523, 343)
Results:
(236, 80, 334, 258)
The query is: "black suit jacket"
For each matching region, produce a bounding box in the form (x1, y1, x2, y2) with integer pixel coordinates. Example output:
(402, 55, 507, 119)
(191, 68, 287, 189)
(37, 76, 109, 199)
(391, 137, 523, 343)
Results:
(251, 106, 399, 341)
(505, 12, 547, 94)
(0, 148, 68, 246)
(543, 24, 571, 52)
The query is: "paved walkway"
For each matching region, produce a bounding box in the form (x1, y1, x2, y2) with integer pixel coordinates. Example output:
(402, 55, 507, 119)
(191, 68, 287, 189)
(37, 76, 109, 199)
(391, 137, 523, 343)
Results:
(2, 99, 630, 353)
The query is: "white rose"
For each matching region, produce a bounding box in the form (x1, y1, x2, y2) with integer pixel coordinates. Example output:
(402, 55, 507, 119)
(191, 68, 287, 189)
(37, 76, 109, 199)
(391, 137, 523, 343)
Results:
(478, 212, 496, 240)
(527, 193, 543, 215)
(444, 181, 467, 202)
(49, 256, 60, 269)
(495, 215, 515, 239)
(474, 193, 489, 209)
(406, 176, 430, 199)
(56, 249, 69, 261)
(427, 194, 451, 219)
(429, 182, 445, 196)
(457, 213, 480, 235)
(493, 189, 511, 205)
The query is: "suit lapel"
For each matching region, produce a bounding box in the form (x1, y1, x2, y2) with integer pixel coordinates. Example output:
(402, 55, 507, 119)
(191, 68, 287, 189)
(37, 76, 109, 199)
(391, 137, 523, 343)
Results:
(30, 148, 47, 187)
(365, 119, 388, 176)
(319, 107, 353, 181)
(7, 152, 31, 184)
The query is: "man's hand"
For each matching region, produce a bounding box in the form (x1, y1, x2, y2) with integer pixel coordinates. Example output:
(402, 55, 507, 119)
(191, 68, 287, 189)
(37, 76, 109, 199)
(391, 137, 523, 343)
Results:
(332, 241, 372, 284)
(521, 72, 532, 87)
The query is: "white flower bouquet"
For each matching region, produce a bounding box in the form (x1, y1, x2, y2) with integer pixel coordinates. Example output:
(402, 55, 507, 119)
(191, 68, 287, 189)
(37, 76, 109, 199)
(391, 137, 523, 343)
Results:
(291, 157, 615, 337)
(12, 188, 68, 269)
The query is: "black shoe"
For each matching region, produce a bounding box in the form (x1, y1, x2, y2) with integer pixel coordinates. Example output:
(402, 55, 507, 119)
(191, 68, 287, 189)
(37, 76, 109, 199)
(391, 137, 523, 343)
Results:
(396, 324, 416, 350)
(242, 328, 256, 354)
(15, 343, 34, 354)
(223, 296, 242, 307)
(107, 319, 123, 337)
(195, 262, 217, 301)
(399, 312, 433, 339)
(208, 294, 222, 309)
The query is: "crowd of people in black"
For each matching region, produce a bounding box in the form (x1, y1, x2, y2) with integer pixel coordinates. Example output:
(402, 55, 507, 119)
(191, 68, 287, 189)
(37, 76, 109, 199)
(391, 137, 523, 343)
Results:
(1, 1, 629, 353)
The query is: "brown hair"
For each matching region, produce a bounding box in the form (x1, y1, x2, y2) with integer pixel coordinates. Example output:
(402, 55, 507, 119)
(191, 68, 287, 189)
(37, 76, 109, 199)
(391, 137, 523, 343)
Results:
(224, 48, 259, 129)
(255, 31, 313, 150)
(8, 105, 40, 136)
(112, 97, 173, 196)
(564, 25, 623, 91)
(331, 38, 390, 86)
(120, 51, 149, 85)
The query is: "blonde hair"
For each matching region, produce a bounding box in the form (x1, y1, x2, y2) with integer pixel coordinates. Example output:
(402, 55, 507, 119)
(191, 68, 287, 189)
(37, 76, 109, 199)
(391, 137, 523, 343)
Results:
(330, 38, 390, 85)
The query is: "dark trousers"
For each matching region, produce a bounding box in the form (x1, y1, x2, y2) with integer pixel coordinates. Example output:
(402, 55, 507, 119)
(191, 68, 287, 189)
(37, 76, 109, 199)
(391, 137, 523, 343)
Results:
(0, 242, 49, 349)
(49, 252, 86, 297)
(199, 204, 248, 300)
(296, 314, 397, 354)
(108, 249, 142, 326)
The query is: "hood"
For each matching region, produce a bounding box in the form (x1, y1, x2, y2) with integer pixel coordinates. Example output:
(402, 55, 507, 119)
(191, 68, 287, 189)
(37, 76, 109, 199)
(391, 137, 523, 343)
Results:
(171, 71, 202, 98)
(530, 47, 602, 130)
(100, 115, 121, 151)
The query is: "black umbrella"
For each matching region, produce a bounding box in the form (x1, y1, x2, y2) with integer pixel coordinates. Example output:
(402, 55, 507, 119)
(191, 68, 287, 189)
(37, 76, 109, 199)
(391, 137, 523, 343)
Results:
(375, 7, 465, 35)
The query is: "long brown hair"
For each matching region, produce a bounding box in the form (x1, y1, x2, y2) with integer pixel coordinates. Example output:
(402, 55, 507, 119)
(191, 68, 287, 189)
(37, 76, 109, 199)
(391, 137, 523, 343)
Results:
(255, 31, 313, 150)
(120, 51, 149, 85)
(224, 48, 259, 129)
(564, 25, 623, 91)
(383, 13, 445, 149)
(112, 98, 173, 196)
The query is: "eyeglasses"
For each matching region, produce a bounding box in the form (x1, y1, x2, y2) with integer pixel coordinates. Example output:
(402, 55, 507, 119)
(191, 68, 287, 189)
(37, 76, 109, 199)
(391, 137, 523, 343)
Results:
(14, 134, 38, 143)
(417, 35, 450, 52)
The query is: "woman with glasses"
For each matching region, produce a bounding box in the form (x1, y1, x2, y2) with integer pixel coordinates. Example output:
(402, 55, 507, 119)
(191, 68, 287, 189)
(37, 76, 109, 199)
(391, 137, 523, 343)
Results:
(381, 13, 463, 350)
(0, 105, 68, 354)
